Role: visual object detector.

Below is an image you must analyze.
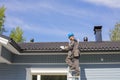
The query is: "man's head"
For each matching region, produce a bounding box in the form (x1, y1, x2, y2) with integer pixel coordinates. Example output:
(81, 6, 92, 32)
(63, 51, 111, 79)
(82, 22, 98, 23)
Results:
(68, 33, 75, 41)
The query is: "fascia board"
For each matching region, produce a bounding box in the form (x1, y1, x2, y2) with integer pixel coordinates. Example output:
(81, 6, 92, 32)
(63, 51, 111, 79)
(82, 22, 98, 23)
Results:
(7, 43, 20, 54)
(11, 62, 120, 65)
(0, 37, 20, 54)
(0, 37, 9, 45)
(19, 51, 120, 55)
(0, 56, 11, 64)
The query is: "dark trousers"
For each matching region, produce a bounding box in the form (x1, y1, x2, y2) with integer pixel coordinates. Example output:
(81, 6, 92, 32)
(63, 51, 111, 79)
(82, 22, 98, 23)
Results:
(65, 52, 80, 75)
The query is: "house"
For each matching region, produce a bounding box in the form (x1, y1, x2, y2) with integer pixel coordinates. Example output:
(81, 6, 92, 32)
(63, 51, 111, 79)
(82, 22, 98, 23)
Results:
(0, 26, 120, 80)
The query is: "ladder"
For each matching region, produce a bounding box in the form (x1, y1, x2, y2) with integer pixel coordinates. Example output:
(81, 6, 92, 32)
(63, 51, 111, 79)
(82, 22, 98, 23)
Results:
(67, 67, 80, 80)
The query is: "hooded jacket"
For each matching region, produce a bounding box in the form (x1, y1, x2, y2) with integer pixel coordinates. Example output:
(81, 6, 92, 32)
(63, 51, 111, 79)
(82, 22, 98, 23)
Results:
(66, 39, 80, 57)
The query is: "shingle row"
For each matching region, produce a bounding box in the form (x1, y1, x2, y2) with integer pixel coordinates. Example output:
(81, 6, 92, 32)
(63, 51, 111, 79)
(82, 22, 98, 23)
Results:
(18, 41, 120, 52)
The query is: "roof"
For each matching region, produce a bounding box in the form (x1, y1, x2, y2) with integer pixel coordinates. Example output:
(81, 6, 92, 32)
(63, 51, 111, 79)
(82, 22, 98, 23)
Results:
(18, 41, 120, 53)
(1, 35, 120, 53)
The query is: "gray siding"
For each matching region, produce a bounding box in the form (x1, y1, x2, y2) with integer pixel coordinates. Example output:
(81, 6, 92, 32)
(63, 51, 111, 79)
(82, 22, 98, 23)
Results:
(0, 64, 120, 80)
(12, 54, 120, 64)
(0, 46, 13, 63)
(0, 64, 29, 80)
(13, 55, 66, 63)
(81, 64, 120, 80)
(0, 64, 67, 80)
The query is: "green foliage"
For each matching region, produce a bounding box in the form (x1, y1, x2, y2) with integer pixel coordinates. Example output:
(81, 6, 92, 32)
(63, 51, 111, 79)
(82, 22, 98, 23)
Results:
(110, 22, 120, 41)
(9, 26, 25, 42)
(0, 6, 6, 34)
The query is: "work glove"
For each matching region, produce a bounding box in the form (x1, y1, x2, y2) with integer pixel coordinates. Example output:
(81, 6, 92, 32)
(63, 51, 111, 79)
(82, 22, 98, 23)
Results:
(60, 46, 65, 49)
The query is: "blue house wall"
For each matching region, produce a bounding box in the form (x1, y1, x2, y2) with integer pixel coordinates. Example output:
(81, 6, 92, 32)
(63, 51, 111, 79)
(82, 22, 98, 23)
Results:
(0, 64, 120, 80)
(0, 64, 28, 80)
(81, 64, 120, 80)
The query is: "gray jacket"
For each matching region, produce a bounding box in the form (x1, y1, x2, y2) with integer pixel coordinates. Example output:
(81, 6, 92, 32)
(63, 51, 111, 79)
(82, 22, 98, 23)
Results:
(66, 39, 80, 57)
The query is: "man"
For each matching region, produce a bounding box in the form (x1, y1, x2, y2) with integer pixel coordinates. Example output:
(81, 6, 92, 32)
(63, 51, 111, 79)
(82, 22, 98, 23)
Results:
(61, 33, 80, 76)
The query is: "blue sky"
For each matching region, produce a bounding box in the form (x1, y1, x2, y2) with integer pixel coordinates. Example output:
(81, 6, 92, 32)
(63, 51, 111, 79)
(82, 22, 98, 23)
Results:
(0, 0, 120, 42)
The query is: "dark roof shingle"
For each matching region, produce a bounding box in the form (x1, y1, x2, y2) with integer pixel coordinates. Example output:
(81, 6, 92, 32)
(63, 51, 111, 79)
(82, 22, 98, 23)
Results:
(18, 41, 120, 52)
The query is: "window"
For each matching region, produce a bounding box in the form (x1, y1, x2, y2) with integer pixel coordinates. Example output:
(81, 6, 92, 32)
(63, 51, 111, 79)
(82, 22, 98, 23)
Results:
(32, 75, 37, 80)
(32, 75, 67, 80)
(26, 68, 68, 80)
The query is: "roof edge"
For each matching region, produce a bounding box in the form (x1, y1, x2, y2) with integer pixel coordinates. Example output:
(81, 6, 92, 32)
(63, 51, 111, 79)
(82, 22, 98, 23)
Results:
(0, 35, 21, 53)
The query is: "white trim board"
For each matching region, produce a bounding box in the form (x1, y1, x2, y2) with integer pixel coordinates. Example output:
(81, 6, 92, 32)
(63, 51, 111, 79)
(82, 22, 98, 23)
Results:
(0, 37, 8, 45)
(31, 68, 67, 75)
(0, 36, 20, 54)
(20, 51, 120, 55)
(0, 56, 11, 64)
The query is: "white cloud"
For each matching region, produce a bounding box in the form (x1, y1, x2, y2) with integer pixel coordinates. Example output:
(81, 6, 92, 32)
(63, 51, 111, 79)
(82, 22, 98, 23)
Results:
(84, 0, 120, 8)
(5, 16, 68, 36)
(0, 0, 95, 18)
(1, 0, 92, 38)
(0, 1, 54, 13)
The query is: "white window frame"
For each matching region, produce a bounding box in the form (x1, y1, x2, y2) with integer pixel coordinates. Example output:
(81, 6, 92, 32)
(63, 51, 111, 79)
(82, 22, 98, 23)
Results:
(26, 68, 67, 80)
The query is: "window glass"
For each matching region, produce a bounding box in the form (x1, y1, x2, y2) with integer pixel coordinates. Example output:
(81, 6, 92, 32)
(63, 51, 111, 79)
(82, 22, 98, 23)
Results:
(41, 75, 67, 80)
(32, 75, 37, 80)
(32, 75, 67, 80)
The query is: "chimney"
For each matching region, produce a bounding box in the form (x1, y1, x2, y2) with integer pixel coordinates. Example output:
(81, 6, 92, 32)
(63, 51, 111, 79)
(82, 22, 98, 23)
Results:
(94, 26, 102, 42)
